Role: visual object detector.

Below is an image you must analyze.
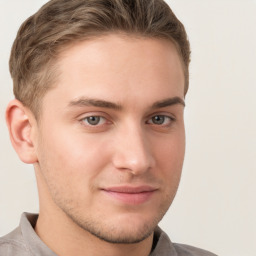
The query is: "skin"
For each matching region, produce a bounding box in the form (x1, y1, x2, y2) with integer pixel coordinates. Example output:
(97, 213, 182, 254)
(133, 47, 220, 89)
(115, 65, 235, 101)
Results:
(6, 34, 185, 256)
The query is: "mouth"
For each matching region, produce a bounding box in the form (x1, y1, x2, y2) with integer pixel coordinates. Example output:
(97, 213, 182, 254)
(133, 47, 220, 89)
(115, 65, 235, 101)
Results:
(101, 185, 158, 205)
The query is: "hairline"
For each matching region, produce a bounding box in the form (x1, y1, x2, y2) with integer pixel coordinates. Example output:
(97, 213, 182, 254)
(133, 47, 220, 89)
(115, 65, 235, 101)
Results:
(29, 31, 187, 121)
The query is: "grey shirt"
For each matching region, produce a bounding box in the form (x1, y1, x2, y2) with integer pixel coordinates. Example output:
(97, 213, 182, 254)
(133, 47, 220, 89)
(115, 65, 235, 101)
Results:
(0, 213, 217, 256)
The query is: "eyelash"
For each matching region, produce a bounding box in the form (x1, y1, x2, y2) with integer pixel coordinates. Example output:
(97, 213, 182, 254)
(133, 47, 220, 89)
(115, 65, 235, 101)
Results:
(80, 116, 110, 128)
(146, 115, 175, 126)
(80, 114, 175, 128)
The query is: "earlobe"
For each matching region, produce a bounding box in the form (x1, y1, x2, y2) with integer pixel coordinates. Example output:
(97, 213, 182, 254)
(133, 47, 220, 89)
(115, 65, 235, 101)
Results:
(5, 99, 38, 164)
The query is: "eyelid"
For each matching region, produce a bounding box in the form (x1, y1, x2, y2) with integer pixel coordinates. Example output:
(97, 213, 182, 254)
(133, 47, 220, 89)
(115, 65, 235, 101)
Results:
(78, 112, 112, 127)
(78, 111, 110, 120)
(146, 113, 176, 126)
(82, 116, 106, 126)
(147, 111, 176, 120)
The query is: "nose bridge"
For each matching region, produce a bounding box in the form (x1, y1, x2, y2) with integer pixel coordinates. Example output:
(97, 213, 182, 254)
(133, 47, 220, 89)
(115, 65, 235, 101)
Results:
(112, 122, 154, 174)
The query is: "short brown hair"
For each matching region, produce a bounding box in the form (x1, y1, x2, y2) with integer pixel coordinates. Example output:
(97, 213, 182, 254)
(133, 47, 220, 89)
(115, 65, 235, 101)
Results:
(9, 0, 190, 116)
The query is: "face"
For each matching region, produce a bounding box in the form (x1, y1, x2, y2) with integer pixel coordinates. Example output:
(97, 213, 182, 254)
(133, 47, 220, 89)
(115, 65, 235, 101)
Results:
(33, 34, 185, 243)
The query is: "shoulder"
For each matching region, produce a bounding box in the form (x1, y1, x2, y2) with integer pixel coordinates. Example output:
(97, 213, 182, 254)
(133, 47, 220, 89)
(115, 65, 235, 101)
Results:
(152, 227, 217, 256)
(173, 243, 218, 256)
(0, 227, 31, 256)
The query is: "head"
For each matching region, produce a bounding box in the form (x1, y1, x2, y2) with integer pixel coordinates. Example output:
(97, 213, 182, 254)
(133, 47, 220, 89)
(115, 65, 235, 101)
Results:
(6, 0, 190, 246)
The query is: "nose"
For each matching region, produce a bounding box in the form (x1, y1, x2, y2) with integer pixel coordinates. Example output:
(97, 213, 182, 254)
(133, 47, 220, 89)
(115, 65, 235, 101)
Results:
(112, 125, 155, 175)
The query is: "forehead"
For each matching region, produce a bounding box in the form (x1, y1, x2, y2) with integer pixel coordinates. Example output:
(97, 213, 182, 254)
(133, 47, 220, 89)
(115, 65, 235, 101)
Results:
(58, 34, 184, 76)
(42, 34, 185, 110)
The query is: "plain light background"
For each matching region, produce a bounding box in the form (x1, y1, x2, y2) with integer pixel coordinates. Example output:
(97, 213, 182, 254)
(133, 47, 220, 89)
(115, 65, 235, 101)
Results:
(0, 0, 255, 255)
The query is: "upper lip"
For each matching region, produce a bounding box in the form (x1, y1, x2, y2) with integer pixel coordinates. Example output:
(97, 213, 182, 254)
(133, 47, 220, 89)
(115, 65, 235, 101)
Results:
(102, 185, 158, 194)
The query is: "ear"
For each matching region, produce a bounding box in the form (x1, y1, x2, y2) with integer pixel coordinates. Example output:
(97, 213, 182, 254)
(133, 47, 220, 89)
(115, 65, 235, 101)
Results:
(5, 99, 38, 164)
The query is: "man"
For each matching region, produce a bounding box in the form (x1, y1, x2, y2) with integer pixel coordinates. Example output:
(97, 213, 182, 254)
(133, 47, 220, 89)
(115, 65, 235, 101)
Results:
(0, 0, 216, 255)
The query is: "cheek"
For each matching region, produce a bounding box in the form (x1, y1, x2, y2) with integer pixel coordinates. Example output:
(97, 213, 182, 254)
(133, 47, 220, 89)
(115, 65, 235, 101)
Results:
(36, 130, 114, 209)
(36, 125, 113, 196)
(39, 125, 110, 169)
(155, 132, 185, 168)
(153, 131, 185, 191)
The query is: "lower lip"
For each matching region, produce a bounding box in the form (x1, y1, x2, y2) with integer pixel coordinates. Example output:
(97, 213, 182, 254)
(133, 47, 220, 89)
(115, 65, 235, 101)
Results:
(102, 190, 155, 205)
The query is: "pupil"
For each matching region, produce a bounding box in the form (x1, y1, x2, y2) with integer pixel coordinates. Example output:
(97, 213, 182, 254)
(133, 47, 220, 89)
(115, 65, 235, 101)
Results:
(88, 116, 100, 125)
(153, 115, 164, 124)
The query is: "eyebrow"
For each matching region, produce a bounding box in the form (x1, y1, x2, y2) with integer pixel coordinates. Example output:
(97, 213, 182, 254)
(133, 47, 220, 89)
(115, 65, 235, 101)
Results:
(151, 97, 185, 109)
(68, 96, 185, 110)
(68, 98, 122, 110)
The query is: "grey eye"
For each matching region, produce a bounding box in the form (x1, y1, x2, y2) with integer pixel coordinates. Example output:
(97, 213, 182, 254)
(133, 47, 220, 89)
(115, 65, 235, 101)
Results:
(151, 115, 166, 125)
(85, 116, 101, 125)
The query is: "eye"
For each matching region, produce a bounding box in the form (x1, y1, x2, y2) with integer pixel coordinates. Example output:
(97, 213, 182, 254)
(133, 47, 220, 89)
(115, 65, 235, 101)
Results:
(147, 115, 174, 125)
(81, 116, 107, 126)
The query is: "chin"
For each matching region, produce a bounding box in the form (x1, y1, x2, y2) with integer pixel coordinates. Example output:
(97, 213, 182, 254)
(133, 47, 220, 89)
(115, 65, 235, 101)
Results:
(84, 220, 156, 244)
(68, 210, 160, 244)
